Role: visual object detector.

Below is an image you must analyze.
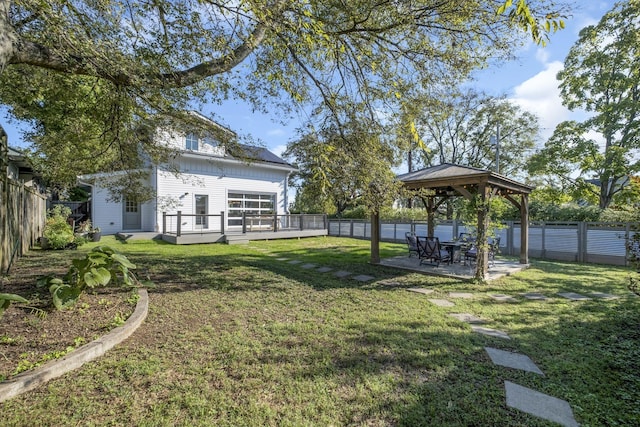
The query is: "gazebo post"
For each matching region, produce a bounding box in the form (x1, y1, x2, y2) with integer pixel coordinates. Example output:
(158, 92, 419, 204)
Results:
(520, 193, 529, 264)
(475, 184, 490, 281)
(370, 211, 380, 264)
(427, 197, 435, 237)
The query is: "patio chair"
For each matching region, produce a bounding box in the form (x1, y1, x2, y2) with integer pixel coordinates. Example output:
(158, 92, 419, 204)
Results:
(416, 236, 451, 267)
(405, 232, 419, 257)
(464, 237, 500, 266)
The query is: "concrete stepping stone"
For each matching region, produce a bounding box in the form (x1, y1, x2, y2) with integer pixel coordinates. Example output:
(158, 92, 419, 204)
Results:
(276, 258, 289, 261)
(489, 294, 518, 302)
(505, 381, 579, 427)
(471, 326, 511, 339)
(407, 287, 435, 295)
(449, 313, 486, 324)
(333, 270, 352, 278)
(522, 292, 548, 300)
(484, 347, 544, 375)
(288, 260, 302, 265)
(449, 292, 474, 299)
(352, 274, 375, 282)
(590, 292, 619, 299)
(558, 292, 591, 301)
(427, 299, 455, 307)
(380, 281, 401, 287)
(317, 267, 333, 273)
(301, 263, 317, 269)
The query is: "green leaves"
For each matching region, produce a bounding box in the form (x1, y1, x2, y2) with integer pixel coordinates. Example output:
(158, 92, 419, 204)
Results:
(0, 293, 29, 317)
(39, 246, 150, 310)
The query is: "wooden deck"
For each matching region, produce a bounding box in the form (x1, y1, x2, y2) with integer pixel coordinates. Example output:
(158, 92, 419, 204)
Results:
(160, 229, 328, 245)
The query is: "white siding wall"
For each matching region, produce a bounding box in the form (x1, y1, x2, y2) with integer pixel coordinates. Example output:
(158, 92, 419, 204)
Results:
(156, 157, 289, 233)
(155, 128, 226, 157)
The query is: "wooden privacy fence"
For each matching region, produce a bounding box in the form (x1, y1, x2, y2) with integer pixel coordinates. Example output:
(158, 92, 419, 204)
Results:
(328, 219, 637, 267)
(1, 127, 47, 274)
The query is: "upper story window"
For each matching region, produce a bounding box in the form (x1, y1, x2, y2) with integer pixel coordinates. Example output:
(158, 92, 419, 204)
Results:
(185, 133, 199, 151)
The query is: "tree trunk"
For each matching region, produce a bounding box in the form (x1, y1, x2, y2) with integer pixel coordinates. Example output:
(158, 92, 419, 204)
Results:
(0, 0, 17, 73)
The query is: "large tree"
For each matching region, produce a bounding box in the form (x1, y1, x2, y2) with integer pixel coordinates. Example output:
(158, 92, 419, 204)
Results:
(528, 0, 640, 209)
(0, 0, 567, 197)
(399, 87, 539, 177)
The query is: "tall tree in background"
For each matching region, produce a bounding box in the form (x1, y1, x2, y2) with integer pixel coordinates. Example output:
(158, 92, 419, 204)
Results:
(401, 88, 539, 178)
(528, 0, 640, 209)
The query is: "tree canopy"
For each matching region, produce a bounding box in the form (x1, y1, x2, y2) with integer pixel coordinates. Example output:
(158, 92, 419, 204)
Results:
(0, 0, 568, 199)
(528, 0, 640, 209)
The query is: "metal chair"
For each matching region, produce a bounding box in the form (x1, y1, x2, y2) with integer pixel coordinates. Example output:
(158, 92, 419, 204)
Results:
(464, 237, 500, 266)
(405, 232, 419, 257)
(416, 236, 451, 267)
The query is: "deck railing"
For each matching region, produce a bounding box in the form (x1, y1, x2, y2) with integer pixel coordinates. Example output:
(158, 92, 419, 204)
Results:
(162, 212, 327, 237)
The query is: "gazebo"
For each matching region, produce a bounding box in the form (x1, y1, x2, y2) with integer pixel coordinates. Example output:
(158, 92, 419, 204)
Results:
(370, 163, 534, 280)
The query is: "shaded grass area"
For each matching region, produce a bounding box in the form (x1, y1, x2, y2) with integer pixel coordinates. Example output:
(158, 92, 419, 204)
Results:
(1, 236, 638, 426)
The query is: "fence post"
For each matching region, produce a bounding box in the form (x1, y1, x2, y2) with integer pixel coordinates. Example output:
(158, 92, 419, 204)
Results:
(242, 212, 247, 234)
(541, 222, 546, 259)
(176, 211, 182, 237)
(506, 221, 514, 256)
(577, 222, 587, 263)
(220, 211, 225, 234)
(323, 214, 327, 232)
(162, 212, 166, 234)
(273, 212, 278, 232)
(350, 219, 354, 238)
(300, 214, 304, 231)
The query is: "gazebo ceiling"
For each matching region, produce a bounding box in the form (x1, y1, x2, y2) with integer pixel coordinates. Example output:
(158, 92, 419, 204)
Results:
(397, 163, 534, 196)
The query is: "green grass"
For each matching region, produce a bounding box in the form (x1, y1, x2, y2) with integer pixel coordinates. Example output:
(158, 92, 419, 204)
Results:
(1, 236, 638, 426)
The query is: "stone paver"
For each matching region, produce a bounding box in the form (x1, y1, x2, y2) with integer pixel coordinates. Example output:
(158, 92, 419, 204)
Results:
(558, 292, 592, 301)
(449, 292, 474, 299)
(505, 381, 579, 427)
(288, 260, 302, 265)
(276, 258, 289, 261)
(380, 281, 401, 286)
(522, 292, 548, 300)
(449, 313, 486, 324)
(427, 299, 455, 307)
(407, 287, 435, 295)
(333, 270, 352, 278)
(489, 294, 518, 302)
(471, 326, 511, 339)
(317, 267, 333, 273)
(301, 263, 317, 269)
(485, 347, 544, 375)
(590, 292, 619, 299)
(352, 275, 375, 282)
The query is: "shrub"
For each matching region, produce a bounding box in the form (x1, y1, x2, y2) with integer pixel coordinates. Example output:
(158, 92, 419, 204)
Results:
(43, 206, 75, 250)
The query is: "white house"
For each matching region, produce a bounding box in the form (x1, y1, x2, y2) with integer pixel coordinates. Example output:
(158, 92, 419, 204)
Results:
(79, 114, 297, 237)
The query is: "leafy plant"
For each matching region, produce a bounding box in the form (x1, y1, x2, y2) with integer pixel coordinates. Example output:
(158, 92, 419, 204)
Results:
(38, 246, 151, 310)
(626, 231, 640, 296)
(43, 205, 75, 250)
(0, 293, 29, 317)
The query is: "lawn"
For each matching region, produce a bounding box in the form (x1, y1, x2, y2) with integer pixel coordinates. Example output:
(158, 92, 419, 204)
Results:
(1, 236, 638, 426)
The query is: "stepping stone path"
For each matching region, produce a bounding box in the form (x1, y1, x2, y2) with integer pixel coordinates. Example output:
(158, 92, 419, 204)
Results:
(288, 260, 302, 265)
(505, 381, 579, 427)
(489, 294, 518, 302)
(590, 292, 619, 299)
(333, 270, 352, 278)
(558, 292, 591, 301)
(427, 299, 455, 307)
(471, 325, 511, 340)
(406, 287, 434, 295)
(352, 275, 375, 282)
(276, 258, 289, 261)
(484, 347, 544, 375)
(522, 292, 548, 300)
(449, 313, 485, 324)
(449, 292, 474, 299)
(301, 263, 317, 269)
(316, 267, 333, 273)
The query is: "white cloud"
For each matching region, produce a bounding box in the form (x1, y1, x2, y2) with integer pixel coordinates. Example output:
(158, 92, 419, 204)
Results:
(535, 48, 549, 64)
(270, 144, 287, 158)
(510, 61, 571, 141)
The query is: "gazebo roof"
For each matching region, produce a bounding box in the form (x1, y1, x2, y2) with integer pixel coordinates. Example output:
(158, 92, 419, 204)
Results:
(397, 163, 534, 196)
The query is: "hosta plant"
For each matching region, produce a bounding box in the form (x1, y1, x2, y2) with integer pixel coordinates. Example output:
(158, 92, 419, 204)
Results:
(38, 246, 151, 310)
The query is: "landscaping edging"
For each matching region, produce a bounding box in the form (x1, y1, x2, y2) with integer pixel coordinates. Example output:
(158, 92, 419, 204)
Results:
(0, 289, 149, 403)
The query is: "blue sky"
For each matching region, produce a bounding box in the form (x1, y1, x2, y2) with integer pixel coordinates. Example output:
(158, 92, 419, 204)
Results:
(2, 1, 616, 159)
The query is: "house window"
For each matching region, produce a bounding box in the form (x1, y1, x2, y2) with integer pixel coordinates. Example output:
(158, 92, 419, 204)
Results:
(185, 133, 199, 151)
(125, 200, 139, 213)
(227, 192, 276, 226)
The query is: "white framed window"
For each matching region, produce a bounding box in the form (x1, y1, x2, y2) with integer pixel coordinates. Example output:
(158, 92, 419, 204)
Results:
(227, 192, 276, 227)
(185, 133, 199, 151)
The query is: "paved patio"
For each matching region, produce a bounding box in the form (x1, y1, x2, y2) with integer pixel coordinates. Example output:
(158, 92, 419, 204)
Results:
(379, 255, 528, 281)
